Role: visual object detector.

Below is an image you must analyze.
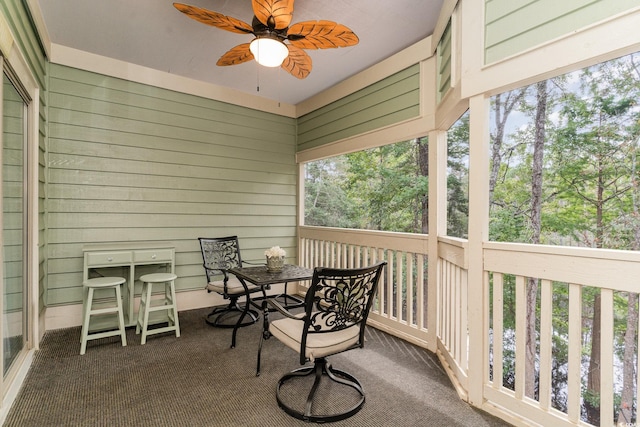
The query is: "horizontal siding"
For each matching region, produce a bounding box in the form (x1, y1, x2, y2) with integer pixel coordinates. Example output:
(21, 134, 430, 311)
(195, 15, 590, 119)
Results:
(297, 65, 420, 152)
(2, 81, 24, 312)
(437, 20, 452, 103)
(485, 0, 640, 64)
(47, 64, 297, 306)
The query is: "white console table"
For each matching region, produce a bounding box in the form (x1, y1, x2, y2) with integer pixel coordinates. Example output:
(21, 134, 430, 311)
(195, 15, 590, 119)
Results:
(83, 242, 175, 326)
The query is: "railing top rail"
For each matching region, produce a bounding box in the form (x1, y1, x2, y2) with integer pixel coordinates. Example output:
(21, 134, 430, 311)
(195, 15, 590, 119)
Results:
(485, 242, 640, 292)
(484, 240, 640, 262)
(299, 225, 428, 254)
(438, 235, 468, 247)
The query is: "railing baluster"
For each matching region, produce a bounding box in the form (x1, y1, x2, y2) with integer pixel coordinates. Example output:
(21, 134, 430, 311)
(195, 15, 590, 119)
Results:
(446, 261, 452, 354)
(376, 247, 384, 315)
(313, 239, 319, 269)
(460, 267, 468, 373)
(387, 249, 394, 319)
(637, 293, 640, 427)
(343, 243, 349, 268)
(396, 252, 403, 321)
(567, 283, 582, 423)
(329, 241, 334, 266)
(514, 275, 526, 401)
(440, 260, 446, 348)
(417, 253, 425, 329)
(492, 272, 503, 389)
(407, 253, 414, 326)
(538, 279, 552, 411)
(600, 288, 614, 427)
(453, 262, 460, 361)
(441, 258, 446, 345)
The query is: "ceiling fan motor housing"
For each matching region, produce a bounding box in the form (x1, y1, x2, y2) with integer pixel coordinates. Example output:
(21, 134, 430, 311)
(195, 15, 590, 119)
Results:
(251, 16, 288, 42)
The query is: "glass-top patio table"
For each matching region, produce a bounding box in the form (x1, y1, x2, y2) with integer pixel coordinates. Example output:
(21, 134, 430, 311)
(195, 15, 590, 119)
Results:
(228, 264, 313, 347)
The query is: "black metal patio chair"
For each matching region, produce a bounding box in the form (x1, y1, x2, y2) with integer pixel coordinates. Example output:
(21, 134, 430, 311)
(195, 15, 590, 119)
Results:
(255, 261, 387, 423)
(198, 236, 264, 329)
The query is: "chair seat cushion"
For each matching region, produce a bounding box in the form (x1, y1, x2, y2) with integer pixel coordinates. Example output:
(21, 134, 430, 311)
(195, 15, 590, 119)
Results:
(206, 275, 259, 295)
(270, 316, 360, 361)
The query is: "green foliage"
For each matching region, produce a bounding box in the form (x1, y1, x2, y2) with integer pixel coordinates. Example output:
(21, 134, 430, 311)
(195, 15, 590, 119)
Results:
(344, 140, 424, 231)
(447, 113, 470, 237)
(305, 137, 442, 233)
(304, 158, 359, 228)
(304, 120, 470, 236)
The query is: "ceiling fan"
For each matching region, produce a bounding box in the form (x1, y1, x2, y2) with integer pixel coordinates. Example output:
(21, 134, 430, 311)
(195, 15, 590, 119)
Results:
(173, 0, 359, 79)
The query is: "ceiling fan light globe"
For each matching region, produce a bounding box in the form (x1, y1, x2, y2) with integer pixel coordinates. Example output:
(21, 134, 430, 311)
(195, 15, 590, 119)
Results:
(250, 38, 288, 67)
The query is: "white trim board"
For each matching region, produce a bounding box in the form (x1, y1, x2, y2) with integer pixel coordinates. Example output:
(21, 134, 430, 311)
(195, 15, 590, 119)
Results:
(50, 44, 298, 118)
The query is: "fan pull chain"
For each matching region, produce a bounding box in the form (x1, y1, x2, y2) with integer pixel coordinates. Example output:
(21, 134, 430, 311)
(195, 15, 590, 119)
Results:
(278, 67, 281, 107)
(256, 61, 260, 92)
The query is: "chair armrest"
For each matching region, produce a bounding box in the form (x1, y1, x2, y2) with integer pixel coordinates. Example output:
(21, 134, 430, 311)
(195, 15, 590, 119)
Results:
(266, 298, 304, 321)
(203, 267, 231, 293)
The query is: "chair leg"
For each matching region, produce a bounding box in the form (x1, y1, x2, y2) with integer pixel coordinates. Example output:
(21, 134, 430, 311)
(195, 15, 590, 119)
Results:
(114, 284, 127, 348)
(205, 296, 259, 328)
(276, 358, 366, 423)
(255, 300, 271, 376)
(80, 288, 95, 355)
(140, 281, 153, 345)
(271, 282, 304, 310)
(135, 282, 147, 335)
(166, 281, 180, 337)
(304, 361, 324, 417)
(324, 362, 364, 396)
(231, 295, 254, 349)
(80, 286, 89, 344)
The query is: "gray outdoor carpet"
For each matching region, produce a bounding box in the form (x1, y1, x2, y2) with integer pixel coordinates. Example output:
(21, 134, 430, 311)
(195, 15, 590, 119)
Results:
(4, 307, 512, 426)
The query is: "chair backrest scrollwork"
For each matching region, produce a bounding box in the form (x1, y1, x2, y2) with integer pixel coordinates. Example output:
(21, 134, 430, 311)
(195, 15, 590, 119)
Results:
(300, 261, 387, 358)
(198, 236, 243, 283)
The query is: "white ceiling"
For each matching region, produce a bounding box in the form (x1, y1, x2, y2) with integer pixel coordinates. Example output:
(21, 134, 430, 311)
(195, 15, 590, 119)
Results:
(35, 0, 444, 105)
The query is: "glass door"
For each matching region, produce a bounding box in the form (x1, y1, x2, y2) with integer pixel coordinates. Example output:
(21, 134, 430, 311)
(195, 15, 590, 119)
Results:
(2, 70, 27, 377)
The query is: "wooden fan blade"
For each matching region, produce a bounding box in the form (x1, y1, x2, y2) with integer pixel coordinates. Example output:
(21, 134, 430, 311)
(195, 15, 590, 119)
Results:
(174, 3, 253, 34)
(216, 43, 254, 66)
(281, 44, 311, 79)
(252, 0, 294, 30)
(288, 21, 359, 49)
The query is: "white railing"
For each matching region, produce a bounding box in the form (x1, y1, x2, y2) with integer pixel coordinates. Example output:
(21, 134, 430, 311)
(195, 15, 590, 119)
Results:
(484, 242, 640, 427)
(437, 236, 470, 398)
(298, 227, 640, 427)
(298, 226, 430, 347)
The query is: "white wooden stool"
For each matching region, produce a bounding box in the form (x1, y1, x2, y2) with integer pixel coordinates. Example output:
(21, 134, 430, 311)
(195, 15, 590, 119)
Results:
(136, 273, 180, 344)
(80, 277, 127, 355)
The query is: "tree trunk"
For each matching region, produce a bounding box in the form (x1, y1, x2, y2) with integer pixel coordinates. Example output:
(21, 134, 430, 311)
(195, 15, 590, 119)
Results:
(525, 81, 547, 399)
(585, 291, 601, 425)
(489, 94, 505, 206)
(585, 155, 606, 425)
(489, 89, 526, 206)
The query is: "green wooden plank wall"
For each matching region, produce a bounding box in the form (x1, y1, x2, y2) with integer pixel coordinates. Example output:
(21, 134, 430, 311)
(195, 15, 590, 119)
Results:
(297, 65, 420, 152)
(485, 0, 640, 64)
(47, 64, 297, 306)
(1, 0, 48, 311)
(2, 77, 24, 312)
(437, 20, 452, 104)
